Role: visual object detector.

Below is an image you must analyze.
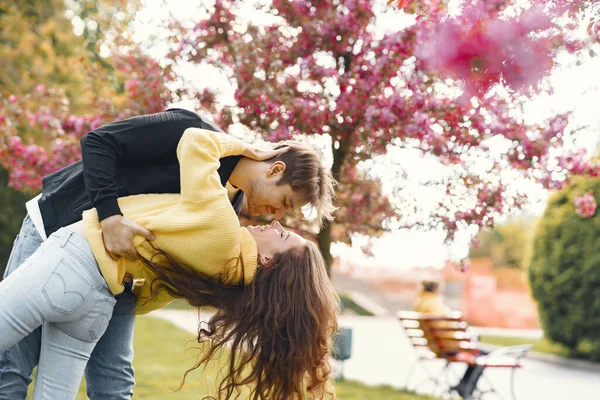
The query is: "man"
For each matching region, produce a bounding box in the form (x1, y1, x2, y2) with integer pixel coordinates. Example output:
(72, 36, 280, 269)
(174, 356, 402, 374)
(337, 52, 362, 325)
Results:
(0, 108, 336, 399)
(414, 281, 486, 400)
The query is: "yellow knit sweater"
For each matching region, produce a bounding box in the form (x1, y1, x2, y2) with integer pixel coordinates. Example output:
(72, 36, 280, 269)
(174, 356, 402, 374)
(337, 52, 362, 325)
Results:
(82, 128, 258, 314)
(414, 292, 451, 315)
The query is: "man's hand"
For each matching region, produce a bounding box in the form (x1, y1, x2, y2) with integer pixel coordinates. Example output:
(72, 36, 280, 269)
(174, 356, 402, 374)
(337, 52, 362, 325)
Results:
(242, 144, 288, 161)
(100, 215, 155, 261)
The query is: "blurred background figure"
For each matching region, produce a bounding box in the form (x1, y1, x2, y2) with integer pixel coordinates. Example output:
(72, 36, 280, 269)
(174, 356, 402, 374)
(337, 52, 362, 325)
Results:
(414, 280, 451, 315)
(413, 280, 485, 399)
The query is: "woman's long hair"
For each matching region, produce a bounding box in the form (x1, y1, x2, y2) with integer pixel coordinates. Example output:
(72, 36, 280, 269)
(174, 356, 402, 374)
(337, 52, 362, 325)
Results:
(139, 240, 340, 399)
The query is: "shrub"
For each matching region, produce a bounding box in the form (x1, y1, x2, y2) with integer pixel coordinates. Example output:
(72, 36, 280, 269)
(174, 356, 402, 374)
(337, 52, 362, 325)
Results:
(529, 176, 600, 360)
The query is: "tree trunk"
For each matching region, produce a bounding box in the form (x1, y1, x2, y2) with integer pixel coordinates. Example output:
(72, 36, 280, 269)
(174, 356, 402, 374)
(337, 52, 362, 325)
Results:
(319, 52, 354, 276)
(319, 136, 350, 276)
(317, 221, 333, 275)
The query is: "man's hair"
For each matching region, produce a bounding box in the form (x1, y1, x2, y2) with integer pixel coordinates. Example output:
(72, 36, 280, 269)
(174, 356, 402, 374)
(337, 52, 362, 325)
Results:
(272, 141, 337, 223)
(422, 280, 440, 293)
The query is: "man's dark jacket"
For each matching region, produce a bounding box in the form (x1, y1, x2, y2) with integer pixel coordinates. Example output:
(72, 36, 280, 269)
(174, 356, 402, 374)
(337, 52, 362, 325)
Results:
(38, 108, 244, 237)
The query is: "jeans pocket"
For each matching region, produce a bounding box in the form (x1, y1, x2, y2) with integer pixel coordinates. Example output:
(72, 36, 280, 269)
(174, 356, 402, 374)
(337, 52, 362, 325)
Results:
(89, 296, 117, 342)
(42, 260, 93, 315)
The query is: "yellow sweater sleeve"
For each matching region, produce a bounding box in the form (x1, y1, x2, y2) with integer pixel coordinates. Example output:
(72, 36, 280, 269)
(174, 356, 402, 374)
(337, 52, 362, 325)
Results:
(177, 128, 247, 202)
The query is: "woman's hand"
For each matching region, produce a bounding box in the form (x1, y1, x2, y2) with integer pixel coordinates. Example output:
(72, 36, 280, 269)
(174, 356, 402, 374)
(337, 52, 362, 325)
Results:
(242, 144, 288, 161)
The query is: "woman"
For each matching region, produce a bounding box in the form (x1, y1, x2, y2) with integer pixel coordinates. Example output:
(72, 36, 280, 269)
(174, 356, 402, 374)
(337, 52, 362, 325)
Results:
(0, 128, 339, 400)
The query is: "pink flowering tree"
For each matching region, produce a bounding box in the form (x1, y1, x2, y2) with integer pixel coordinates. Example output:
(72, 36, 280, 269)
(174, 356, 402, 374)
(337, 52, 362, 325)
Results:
(167, 0, 599, 271)
(0, 47, 173, 192)
(391, 0, 600, 97)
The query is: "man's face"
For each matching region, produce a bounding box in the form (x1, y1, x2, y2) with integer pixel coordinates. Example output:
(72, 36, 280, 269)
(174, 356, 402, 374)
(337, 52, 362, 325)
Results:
(245, 162, 305, 220)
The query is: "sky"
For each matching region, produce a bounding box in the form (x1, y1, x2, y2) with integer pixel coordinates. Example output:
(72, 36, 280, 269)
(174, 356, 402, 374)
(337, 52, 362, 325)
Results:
(125, 0, 600, 269)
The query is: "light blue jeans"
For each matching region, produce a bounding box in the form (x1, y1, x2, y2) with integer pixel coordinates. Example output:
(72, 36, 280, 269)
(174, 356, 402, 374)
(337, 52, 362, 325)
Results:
(0, 217, 136, 399)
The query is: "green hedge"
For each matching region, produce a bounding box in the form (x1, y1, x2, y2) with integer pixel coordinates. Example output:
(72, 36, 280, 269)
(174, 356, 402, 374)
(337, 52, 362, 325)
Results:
(529, 176, 600, 361)
(0, 168, 28, 280)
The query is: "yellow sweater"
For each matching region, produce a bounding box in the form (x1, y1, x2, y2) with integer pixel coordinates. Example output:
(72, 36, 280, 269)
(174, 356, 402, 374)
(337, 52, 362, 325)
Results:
(83, 128, 258, 314)
(414, 292, 451, 315)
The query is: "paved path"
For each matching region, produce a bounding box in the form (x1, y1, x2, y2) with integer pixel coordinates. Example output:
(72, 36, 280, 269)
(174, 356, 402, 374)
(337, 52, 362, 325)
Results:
(148, 310, 600, 400)
(333, 272, 410, 315)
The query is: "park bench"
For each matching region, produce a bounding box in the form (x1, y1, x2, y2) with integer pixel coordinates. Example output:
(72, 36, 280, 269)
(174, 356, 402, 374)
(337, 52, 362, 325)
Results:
(397, 311, 531, 399)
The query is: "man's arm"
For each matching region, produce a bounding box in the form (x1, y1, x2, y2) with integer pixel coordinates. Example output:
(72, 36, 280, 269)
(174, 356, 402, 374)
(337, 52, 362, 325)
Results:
(80, 109, 204, 220)
(80, 109, 208, 260)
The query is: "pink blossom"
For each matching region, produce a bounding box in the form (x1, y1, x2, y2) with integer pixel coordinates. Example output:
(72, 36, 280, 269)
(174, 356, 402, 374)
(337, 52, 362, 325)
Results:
(574, 191, 597, 218)
(414, 2, 582, 97)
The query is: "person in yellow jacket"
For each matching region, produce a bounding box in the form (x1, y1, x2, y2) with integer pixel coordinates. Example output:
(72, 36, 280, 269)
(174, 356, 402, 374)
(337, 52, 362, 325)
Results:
(414, 281, 451, 314)
(0, 128, 338, 400)
(414, 280, 486, 400)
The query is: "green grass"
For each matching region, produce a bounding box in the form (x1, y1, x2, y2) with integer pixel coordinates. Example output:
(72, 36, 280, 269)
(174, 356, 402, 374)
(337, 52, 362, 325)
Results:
(163, 299, 196, 310)
(334, 379, 437, 399)
(479, 335, 571, 358)
(339, 293, 375, 316)
(26, 316, 435, 399)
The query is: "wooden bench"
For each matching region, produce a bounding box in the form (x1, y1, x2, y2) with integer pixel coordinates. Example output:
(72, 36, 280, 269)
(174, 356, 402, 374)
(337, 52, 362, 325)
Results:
(398, 311, 531, 399)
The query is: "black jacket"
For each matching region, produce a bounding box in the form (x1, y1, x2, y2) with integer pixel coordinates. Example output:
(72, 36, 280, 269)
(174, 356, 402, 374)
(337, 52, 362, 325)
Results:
(38, 108, 244, 237)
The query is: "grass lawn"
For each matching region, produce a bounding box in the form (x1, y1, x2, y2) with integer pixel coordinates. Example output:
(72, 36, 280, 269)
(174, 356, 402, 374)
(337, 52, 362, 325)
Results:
(131, 317, 437, 399)
(334, 379, 437, 400)
(479, 335, 571, 358)
(339, 293, 375, 316)
(26, 316, 436, 399)
(163, 299, 196, 310)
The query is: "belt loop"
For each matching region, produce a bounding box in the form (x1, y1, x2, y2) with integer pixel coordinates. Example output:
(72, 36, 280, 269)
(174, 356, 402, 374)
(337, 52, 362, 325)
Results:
(58, 229, 74, 248)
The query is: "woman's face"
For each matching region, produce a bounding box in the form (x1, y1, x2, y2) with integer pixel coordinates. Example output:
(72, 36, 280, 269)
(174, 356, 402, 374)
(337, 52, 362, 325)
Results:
(247, 221, 306, 265)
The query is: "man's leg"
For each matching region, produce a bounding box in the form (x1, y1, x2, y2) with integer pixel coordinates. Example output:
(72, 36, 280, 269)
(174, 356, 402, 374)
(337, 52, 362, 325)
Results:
(85, 289, 137, 400)
(462, 364, 486, 397)
(0, 215, 43, 400)
(455, 349, 489, 398)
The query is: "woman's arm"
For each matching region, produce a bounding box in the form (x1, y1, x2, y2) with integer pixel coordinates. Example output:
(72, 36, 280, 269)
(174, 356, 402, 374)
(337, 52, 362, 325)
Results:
(177, 128, 247, 202)
(177, 128, 288, 202)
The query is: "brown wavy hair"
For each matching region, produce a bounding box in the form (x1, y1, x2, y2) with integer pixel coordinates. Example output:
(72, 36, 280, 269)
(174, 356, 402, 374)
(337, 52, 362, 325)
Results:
(139, 240, 339, 399)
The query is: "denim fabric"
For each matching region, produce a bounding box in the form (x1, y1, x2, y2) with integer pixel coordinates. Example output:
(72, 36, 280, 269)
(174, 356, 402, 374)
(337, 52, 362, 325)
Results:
(84, 288, 136, 400)
(0, 222, 137, 399)
(0, 228, 117, 399)
(0, 215, 44, 399)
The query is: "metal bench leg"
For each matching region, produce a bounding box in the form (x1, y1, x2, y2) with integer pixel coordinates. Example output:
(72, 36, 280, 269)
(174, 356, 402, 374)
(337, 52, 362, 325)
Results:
(510, 366, 518, 400)
(405, 358, 419, 389)
(409, 359, 452, 396)
(472, 369, 504, 400)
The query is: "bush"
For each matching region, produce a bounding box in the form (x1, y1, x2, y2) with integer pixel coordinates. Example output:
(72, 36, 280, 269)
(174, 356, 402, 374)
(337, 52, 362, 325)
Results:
(529, 176, 600, 361)
(469, 217, 536, 270)
(0, 168, 28, 280)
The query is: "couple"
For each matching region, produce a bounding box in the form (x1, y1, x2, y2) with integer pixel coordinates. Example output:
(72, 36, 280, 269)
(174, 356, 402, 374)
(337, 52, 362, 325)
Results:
(0, 109, 339, 399)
